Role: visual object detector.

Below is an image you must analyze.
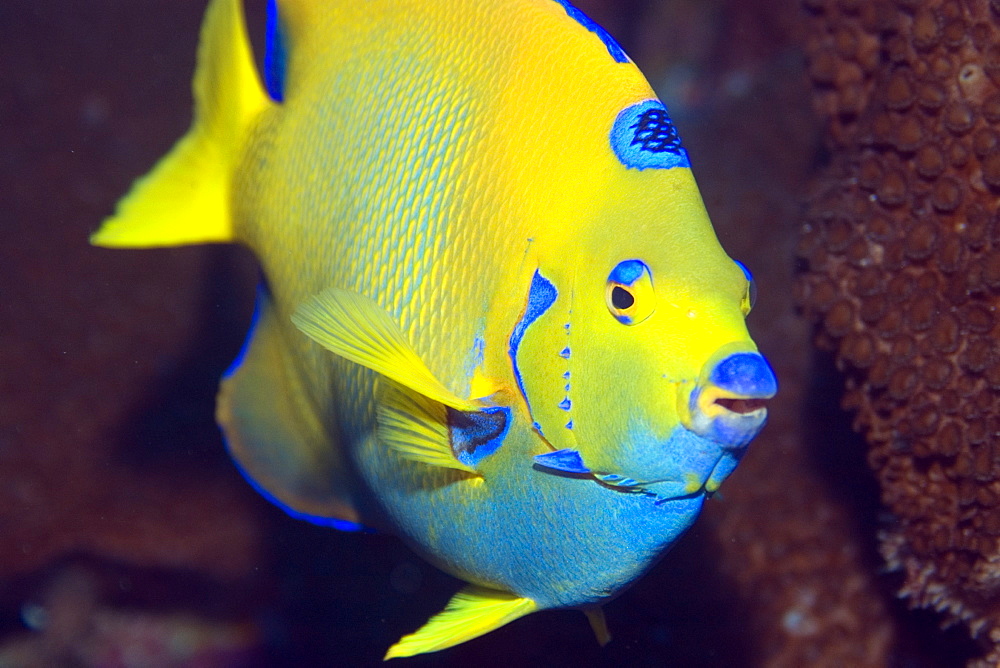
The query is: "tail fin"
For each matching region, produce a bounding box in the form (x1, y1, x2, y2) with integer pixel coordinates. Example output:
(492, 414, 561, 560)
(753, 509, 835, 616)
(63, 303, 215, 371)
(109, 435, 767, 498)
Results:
(91, 0, 271, 248)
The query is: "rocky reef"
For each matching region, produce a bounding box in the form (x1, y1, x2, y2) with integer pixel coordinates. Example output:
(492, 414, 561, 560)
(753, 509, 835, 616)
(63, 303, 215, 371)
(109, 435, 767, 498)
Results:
(797, 0, 1000, 663)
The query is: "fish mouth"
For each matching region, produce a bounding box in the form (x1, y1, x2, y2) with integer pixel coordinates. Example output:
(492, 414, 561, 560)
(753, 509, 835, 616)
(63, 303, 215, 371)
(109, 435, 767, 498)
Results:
(684, 350, 776, 449)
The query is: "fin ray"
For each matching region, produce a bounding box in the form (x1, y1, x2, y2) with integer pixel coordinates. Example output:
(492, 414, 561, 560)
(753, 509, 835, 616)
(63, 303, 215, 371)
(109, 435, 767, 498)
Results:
(292, 289, 477, 411)
(377, 381, 478, 475)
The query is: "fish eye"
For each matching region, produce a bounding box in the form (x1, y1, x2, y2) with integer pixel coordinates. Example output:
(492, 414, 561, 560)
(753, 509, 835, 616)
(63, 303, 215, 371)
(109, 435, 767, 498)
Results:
(606, 260, 654, 325)
(735, 260, 756, 315)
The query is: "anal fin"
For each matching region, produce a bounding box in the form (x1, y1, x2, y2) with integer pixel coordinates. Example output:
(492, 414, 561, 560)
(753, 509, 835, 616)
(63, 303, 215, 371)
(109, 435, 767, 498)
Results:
(384, 585, 536, 659)
(218, 286, 368, 531)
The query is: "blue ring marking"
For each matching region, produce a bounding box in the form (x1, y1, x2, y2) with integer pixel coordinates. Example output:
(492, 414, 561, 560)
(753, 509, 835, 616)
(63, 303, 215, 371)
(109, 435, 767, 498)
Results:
(552, 0, 629, 63)
(611, 100, 691, 170)
(264, 0, 287, 102)
(609, 259, 647, 286)
(709, 352, 777, 398)
(534, 448, 590, 474)
(509, 270, 558, 412)
(451, 405, 512, 467)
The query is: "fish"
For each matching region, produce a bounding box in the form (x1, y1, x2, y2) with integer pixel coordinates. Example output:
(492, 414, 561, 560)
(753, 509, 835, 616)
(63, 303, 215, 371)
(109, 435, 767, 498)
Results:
(91, 0, 777, 659)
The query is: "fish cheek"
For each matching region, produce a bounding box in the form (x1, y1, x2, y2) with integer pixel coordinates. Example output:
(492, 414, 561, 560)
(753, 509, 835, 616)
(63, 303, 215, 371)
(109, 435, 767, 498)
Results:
(570, 316, 687, 475)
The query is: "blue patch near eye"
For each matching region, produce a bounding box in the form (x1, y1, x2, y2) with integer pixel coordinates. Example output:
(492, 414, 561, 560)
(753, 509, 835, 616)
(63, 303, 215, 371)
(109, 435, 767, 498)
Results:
(611, 100, 691, 170)
(609, 259, 647, 286)
(264, 0, 287, 102)
(509, 270, 558, 410)
(552, 0, 628, 63)
(451, 406, 511, 467)
(534, 448, 591, 474)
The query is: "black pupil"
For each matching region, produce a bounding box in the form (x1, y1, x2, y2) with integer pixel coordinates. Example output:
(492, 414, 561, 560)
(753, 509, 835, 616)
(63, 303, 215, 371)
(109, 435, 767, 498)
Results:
(611, 286, 634, 310)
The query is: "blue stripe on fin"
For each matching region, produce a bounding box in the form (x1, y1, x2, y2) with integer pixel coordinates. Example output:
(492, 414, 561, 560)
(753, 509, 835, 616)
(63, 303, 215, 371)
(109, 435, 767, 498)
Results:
(552, 0, 629, 63)
(264, 0, 286, 102)
(222, 283, 267, 380)
(229, 452, 372, 532)
(534, 448, 590, 474)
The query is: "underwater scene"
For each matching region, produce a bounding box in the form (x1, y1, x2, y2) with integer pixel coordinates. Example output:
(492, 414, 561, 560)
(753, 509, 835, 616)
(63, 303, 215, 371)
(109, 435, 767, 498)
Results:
(3, 0, 998, 665)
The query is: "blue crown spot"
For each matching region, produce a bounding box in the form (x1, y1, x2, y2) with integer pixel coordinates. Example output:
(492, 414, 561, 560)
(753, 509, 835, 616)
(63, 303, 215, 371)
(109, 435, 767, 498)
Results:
(611, 100, 691, 170)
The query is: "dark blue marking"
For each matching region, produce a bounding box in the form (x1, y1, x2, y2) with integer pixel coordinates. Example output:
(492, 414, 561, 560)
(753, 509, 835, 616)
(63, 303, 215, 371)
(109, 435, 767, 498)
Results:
(534, 448, 591, 474)
(508, 270, 558, 410)
(562, 371, 571, 379)
(611, 100, 691, 170)
(565, 420, 574, 429)
(552, 0, 628, 63)
(451, 406, 511, 467)
(228, 446, 372, 532)
(222, 283, 267, 380)
(709, 353, 777, 398)
(735, 260, 757, 310)
(609, 259, 647, 286)
(558, 398, 571, 411)
(559, 347, 571, 358)
(264, 0, 287, 102)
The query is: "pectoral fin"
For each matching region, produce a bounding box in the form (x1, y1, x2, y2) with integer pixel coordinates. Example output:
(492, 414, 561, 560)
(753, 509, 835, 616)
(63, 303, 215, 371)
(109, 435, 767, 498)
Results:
(384, 585, 537, 659)
(377, 381, 478, 476)
(292, 288, 477, 411)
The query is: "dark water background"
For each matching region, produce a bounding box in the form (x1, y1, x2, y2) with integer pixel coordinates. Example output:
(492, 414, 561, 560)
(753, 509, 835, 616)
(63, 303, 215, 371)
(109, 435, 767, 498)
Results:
(0, 0, 981, 665)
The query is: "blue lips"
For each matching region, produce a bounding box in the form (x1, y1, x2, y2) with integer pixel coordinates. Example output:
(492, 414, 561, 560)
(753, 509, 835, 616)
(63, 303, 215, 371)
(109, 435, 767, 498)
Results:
(709, 352, 777, 398)
(687, 351, 776, 449)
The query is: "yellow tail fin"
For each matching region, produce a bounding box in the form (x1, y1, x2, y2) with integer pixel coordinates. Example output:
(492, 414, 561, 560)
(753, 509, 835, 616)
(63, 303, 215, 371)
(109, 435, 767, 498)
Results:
(91, 0, 271, 248)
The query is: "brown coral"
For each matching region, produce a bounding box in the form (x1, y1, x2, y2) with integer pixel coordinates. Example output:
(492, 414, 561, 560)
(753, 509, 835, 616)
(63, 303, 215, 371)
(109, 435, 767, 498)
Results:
(798, 0, 1000, 660)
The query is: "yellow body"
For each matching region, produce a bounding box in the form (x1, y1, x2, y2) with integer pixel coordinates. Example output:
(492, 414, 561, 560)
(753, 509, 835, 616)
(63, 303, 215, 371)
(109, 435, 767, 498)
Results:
(93, 0, 775, 658)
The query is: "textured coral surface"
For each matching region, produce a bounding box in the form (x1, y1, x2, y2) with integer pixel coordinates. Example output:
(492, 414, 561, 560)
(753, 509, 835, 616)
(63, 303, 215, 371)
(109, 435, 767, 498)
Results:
(798, 0, 1000, 662)
(4, 0, 993, 664)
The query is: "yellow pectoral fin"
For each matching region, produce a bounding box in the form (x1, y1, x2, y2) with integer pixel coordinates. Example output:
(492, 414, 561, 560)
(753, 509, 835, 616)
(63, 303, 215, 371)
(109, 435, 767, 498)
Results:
(292, 289, 477, 412)
(377, 381, 478, 476)
(384, 586, 537, 659)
